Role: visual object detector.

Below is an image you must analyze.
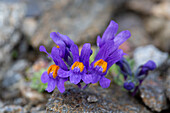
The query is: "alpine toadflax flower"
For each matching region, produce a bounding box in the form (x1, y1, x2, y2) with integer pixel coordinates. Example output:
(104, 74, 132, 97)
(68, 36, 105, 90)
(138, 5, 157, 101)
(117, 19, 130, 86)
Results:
(57, 43, 92, 85)
(116, 58, 156, 95)
(40, 46, 69, 93)
(97, 20, 131, 48)
(40, 20, 131, 93)
(88, 20, 131, 88)
(89, 41, 125, 88)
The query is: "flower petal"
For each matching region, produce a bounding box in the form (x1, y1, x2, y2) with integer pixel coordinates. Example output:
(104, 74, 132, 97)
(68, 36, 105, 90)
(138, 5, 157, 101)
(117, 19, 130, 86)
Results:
(56, 77, 68, 93)
(99, 76, 111, 88)
(123, 82, 135, 90)
(58, 68, 71, 78)
(50, 32, 66, 57)
(91, 73, 102, 84)
(106, 49, 124, 69)
(39, 45, 51, 57)
(100, 20, 118, 47)
(143, 60, 156, 70)
(138, 60, 156, 76)
(70, 44, 79, 62)
(80, 43, 92, 69)
(70, 72, 81, 84)
(41, 71, 50, 83)
(116, 57, 132, 78)
(82, 74, 92, 84)
(50, 32, 65, 46)
(97, 35, 101, 47)
(57, 32, 74, 48)
(46, 78, 56, 92)
(95, 41, 116, 61)
(51, 47, 68, 70)
(114, 30, 131, 47)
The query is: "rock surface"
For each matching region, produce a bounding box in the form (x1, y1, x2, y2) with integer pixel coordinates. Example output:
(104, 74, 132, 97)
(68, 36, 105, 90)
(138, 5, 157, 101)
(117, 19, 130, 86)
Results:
(164, 59, 170, 101)
(140, 72, 168, 112)
(133, 45, 168, 68)
(126, 0, 154, 15)
(0, 105, 23, 113)
(19, 82, 46, 104)
(151, 0, 170, 19)
(46, 83, 150, 112)
(22, 17, 38, 37)
(1, 59, 29, 89)
(116, 13, 150, 51)
(165, 73, 170, 101)
(0, 2, 25, 66)
(31, 0, 124, 48)
(153, 20, 170, 52)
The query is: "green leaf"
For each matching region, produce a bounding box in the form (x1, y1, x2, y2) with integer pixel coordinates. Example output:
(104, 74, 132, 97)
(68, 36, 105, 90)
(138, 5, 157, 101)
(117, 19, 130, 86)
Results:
(30, 68, 48, 92)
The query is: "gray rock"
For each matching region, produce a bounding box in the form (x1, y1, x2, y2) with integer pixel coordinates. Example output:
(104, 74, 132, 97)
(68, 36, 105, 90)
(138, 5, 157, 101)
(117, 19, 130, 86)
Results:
(19, 82, 45, 103)
(1, 90, 20, 100)
(134, 45, 168, 68)
(1, 0, 56, 17)
(151, 0, 170, 20)
(87, 95, 98, 103)
(24, 0, 56, 17)
(46, 83, 150, 112)
(165, 60, 170, 101)
(154, 20, 170, 52)
(22, 17, 38, 37)
(0, 2, 26, 28)
(0, 100, 3, 108)
(0, 2, 26, 65)
(30, 104, 46, 113)
(10, 59, 29, 72)
(126, 0, 154, 15)
(140, 72, 168, 112)
(13, 98, 27, 105)
(144, 16, 165, 34)
(1, 59, 29, 89)
(2, 73, 22, 89)
(116, 13, 150, 49)
(0, 105, 23, 113)
(31, 0, 124, 48)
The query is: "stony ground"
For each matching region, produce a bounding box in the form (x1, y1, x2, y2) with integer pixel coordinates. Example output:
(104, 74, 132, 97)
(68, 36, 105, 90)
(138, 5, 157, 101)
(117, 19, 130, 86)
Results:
(0, 0, 170, 113)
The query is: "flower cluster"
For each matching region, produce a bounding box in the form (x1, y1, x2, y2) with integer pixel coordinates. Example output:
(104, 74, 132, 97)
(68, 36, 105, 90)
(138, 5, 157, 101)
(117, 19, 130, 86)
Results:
(116, 57, 156, 95)
(40, 20, 131, 93)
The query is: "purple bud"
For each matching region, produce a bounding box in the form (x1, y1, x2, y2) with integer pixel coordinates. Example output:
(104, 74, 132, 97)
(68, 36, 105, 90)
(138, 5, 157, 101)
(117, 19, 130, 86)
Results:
(123, 82, 135, 90)
(138, 60, 156, 76)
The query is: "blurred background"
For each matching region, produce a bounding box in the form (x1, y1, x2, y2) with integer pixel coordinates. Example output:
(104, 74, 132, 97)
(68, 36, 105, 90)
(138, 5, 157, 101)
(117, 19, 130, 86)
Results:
(0, 0, 169, 112)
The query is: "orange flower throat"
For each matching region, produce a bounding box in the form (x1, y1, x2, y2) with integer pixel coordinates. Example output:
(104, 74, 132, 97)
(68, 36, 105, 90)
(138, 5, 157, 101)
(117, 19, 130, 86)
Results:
(71, 61, 84, 72)
(94, 59, 107, 73)
(57, 45, 60, 48)
(47, 64, 60, 79)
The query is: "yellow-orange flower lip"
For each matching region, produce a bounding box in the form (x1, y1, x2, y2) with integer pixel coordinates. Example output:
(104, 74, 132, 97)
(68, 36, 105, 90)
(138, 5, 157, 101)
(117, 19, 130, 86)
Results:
(94, 59, 107, 73)
(47, 64, 60, 79)
(57, 45, 60, 48)
(71, 61, 84, 72)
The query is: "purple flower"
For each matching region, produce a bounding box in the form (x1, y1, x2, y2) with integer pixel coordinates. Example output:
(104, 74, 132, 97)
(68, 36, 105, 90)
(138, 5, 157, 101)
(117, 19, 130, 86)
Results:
(39, 20, 132, 92)
(41, 70, 68, 93)
(50, 32, 74, 65)
(123, 82, 135, 90)
(58, 43, 92, 85)
(116, 58, 132, 80)
(116, 58, 156, 95)
(39, 46, 68, 93)
(137, 60, 156, 77)
(89, 41, 125, 88)
(97, 20, 131, 48)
